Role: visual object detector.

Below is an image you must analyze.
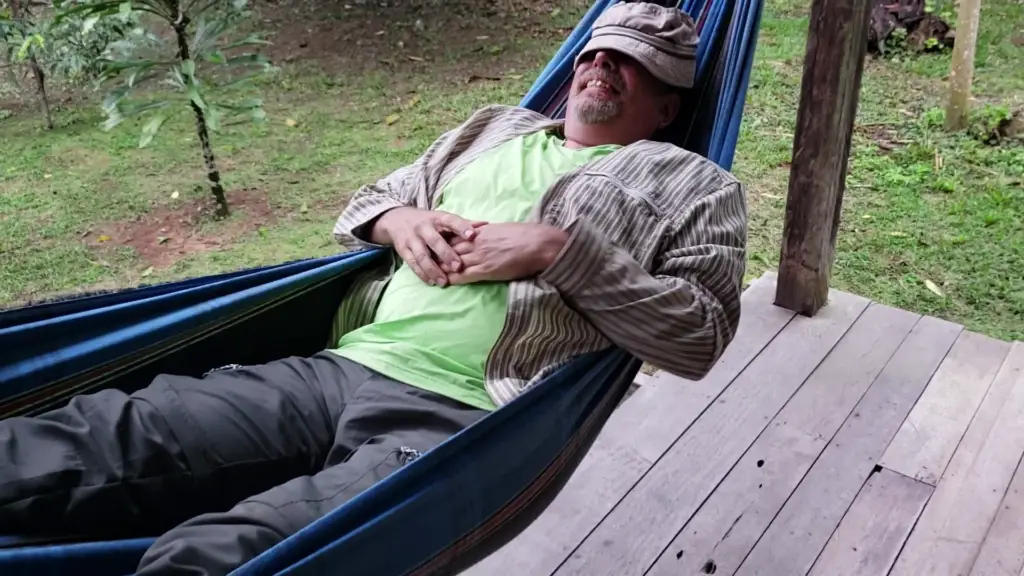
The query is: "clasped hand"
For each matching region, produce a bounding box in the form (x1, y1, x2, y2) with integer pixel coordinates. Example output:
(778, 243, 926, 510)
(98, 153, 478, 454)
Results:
(370, 207, 567, 287)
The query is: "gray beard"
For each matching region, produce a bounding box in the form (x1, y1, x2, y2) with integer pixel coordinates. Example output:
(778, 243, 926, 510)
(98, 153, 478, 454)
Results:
(573, 96, 621, 124)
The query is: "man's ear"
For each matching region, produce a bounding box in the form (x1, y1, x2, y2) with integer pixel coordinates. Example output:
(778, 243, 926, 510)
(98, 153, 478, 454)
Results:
(658, 92, 681, 130)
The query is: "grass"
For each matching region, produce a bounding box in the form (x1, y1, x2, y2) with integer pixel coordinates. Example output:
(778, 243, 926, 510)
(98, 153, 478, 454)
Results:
(736, 0, 1023, 340)
(0, 0, 1021, 340)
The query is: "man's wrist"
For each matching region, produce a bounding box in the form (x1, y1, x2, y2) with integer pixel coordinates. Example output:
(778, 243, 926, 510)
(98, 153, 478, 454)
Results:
(538, 226, 570, 272)
(368, 207, 406, 245)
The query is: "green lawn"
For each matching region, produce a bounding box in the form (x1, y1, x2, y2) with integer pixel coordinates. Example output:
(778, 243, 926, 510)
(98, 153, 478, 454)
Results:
(1, 0, 1021, 340)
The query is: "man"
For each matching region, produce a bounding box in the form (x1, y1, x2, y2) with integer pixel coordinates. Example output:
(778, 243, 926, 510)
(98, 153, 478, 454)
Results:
(0, 3, 747, 574)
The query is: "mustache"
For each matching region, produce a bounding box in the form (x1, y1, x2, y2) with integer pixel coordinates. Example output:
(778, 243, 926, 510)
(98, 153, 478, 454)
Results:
(578, 69, 624, 92)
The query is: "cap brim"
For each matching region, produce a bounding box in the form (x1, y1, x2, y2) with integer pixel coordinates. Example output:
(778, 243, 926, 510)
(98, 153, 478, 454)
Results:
(574, 35, 695, 89)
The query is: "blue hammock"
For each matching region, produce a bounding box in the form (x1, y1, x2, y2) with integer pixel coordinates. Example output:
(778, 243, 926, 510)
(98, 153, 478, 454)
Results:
(0, 0, 764, 573)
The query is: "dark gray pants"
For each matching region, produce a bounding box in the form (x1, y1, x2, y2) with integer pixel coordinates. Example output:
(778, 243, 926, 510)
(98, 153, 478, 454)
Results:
(0, 352, 487, 575)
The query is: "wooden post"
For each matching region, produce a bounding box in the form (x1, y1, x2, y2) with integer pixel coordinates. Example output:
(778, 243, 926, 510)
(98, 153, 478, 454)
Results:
(945, 0, 982, 130)
(774, 0, 873, 316)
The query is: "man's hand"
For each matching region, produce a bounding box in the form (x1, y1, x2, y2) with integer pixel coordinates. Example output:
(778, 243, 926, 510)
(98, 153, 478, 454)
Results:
(370, 207, 484, 286)
(446, 223, 569, 285)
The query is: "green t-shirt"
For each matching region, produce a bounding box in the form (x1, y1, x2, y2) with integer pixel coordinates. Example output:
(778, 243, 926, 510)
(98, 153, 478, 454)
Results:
(332, 130, 619, 410)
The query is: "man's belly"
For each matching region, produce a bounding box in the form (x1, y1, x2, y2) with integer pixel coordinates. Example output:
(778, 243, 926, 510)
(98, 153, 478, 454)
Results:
(331, 264, 508, 410)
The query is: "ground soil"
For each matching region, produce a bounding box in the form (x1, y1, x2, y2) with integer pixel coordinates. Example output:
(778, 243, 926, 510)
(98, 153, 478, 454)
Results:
(252, 0, 576, 79)
(87, 188, 277, 269)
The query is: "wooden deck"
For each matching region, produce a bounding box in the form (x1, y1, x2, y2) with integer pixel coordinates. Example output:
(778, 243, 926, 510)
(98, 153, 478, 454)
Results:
(464, 271, 1024, 576)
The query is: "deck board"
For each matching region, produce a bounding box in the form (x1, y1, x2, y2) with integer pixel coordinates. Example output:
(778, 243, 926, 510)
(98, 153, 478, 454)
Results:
(970, 445, 1024, 575)
(644, 302, 919, 576)
(731, 313, 963, 576)
(877, 331, 1011, 485)
(461, 273, 795, 576)
(462, 273, 1021, 576)
(890, 341, 1024, 576)
(808, 467, 932, 576)
(552, 289, 869, 576)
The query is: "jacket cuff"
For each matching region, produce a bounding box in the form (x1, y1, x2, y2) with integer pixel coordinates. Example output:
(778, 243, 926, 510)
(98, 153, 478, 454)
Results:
(333, 197, 406, 248)
(539, 219, 612, 295)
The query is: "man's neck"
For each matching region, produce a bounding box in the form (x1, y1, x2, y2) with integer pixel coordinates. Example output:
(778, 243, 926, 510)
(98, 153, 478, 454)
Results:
(561, 125, 641, 149)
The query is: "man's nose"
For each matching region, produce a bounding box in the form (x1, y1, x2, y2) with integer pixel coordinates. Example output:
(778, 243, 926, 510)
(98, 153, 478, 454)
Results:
(592, 51, 617, 71)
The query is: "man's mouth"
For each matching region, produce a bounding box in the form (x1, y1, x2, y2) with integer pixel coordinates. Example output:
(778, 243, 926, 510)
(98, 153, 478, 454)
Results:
(582, 77, 620, 95)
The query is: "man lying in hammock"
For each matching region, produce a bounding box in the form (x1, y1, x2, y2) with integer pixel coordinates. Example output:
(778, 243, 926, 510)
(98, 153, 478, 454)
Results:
(0, 3, 746, 575)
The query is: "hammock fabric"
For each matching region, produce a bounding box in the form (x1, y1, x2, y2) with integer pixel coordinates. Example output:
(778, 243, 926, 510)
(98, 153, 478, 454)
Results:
(0, 0, 764, 574)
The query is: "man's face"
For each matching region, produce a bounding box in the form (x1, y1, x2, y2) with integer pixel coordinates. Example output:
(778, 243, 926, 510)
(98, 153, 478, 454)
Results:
(568, 49, 676, 133)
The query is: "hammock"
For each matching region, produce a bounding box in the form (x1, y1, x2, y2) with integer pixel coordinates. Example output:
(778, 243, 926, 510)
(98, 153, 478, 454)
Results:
(0, 0, 764, 573)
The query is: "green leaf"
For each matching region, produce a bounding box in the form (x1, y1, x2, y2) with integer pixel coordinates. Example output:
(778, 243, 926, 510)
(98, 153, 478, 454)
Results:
(206, 106, 222, 131)
(139, 114, 167, 147)
(204, 50, 226, 64)
(180, 59, 195, 77)
(188, 84, 207, 111)
(119, 1, 131, 16)
(102, 111, 125, 131)
(82, 15, 101, 34)
(224, 53, 269, 67)
(213, 98, 262, 113)
(222, 33, 270, 50)
(102, 85, 130, 113)
(212, 69, 270, 90)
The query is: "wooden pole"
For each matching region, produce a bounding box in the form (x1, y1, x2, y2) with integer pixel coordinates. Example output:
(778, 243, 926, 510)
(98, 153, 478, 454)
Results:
(945, 0, 982, 131)
(774, 0, 873, 316)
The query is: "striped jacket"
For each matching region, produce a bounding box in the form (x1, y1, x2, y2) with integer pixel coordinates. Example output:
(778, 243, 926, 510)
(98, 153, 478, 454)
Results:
(331, 104, 747, 407)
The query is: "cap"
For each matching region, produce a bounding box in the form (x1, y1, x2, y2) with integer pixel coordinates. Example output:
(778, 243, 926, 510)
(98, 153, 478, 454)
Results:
(574, 2, 699, 89)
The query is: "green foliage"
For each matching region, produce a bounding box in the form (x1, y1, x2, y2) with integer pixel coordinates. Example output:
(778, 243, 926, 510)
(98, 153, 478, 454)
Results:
(44, 1, 137, 84)
(1, 0, 134, 87)
(967, 104, 1014, 143)
(56, 0, 274, 148)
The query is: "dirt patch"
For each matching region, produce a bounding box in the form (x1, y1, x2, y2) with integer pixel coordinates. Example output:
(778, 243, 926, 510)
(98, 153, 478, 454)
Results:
(252, 0, 581, 81)
(86, 189, 278, 269)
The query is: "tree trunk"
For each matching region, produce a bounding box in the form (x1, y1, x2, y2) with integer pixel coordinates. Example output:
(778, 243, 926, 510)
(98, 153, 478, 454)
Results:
(1, 51, 21, 90)
(7, 0, 51, 129)
(946, 0, 982, 131)
(173, 15, 228, 217)
(191, 102, 230, 218)
(28, 54, 53, 130)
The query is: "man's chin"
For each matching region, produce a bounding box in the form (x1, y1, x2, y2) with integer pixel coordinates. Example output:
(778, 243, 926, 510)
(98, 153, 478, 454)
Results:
(573, 103, 622, 125)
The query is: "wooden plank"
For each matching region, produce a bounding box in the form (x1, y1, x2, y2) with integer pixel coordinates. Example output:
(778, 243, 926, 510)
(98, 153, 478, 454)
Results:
(809, 468, 932, 576)
(889, 341, 1024, 576)
(879, 331, 1011, 485)
(970, 452, 1024, 576)
(552, 289, 870, 576)
(774, 0, 873, 315)
(461, 273, 796, 576)
(733, 315, 963, 576)
(644, 303, 919, 576)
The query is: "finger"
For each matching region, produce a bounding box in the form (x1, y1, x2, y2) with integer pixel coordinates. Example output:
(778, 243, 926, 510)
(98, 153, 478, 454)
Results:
(447, 265, 485, 285)
(437, 213, 483, 239)
(407, 237, 448, 286)
(458, 249, 485, 268)
(418, 226, 463, 273)
(450, 239, 474, 255)
(396, 242, 432, 285)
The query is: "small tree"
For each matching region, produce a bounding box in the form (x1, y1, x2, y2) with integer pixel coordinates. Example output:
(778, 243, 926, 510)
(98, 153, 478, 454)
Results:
(2, 0, 55, 128)
(57, 0, 273, 217)
(1, 0, 134, 129)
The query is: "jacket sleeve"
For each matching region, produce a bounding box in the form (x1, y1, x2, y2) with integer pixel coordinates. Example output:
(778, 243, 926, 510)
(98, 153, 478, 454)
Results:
(539, 181, 747, 381)
(331, 150, 437, 251)
(332, 103, 521, 251)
